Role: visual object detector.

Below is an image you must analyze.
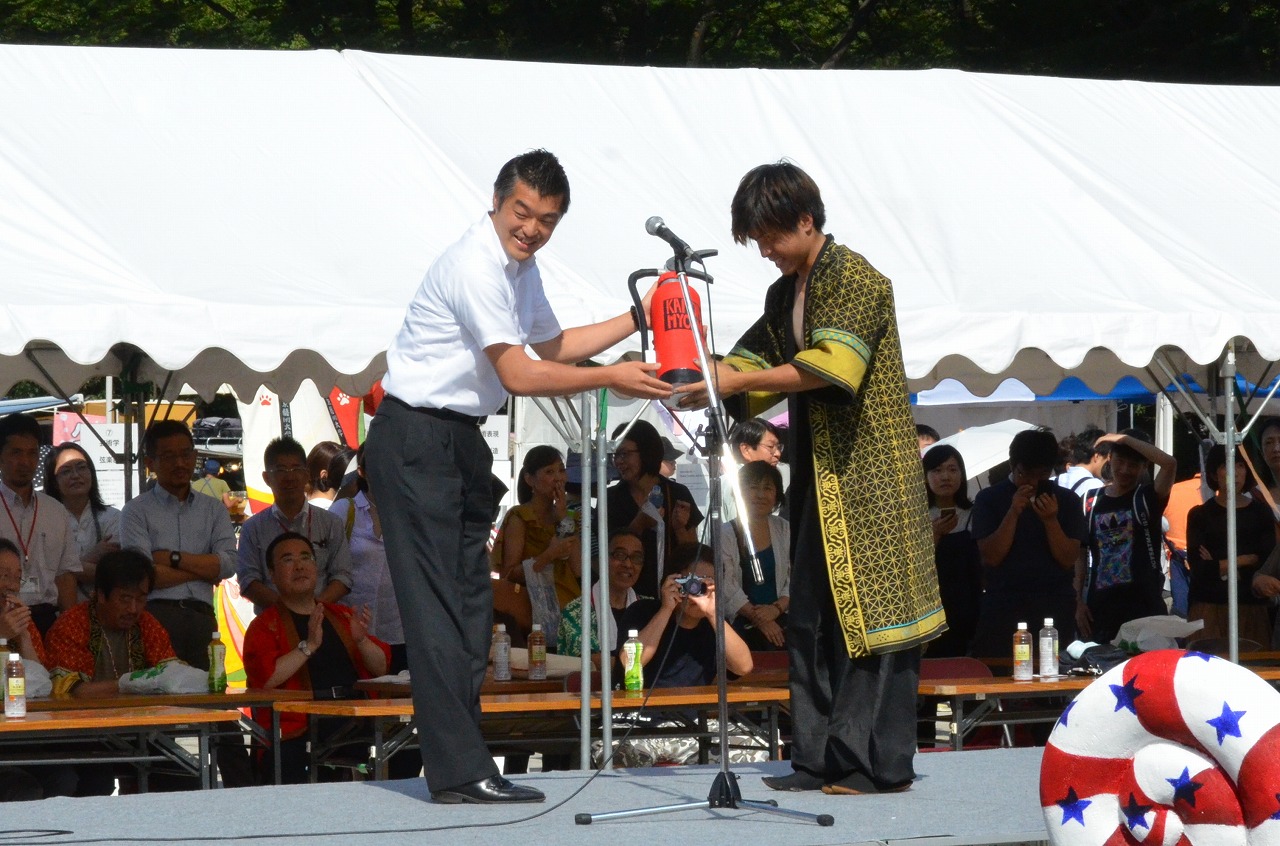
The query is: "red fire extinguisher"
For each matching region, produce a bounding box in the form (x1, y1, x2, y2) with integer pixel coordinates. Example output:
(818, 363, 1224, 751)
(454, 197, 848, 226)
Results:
(647, 271, 704, 387)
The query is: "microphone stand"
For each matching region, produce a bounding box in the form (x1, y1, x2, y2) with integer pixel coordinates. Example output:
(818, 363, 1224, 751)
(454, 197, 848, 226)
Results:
(575, 241, 833, 828)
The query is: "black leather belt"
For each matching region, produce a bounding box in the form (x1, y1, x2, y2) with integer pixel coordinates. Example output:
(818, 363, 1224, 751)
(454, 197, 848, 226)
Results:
(385, 394, 486, 427)
(149, 598, 215, 614)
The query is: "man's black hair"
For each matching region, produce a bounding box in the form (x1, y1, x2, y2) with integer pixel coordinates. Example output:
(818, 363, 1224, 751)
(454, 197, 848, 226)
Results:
(1008, 428, 1059, 471)
(0, 413, 41, 451)
(916, 423, 941, 443)
(728, 418, 783, 462)
(95, 548, 155, 598)
(1110, 428, 1152, 465)
(1063, 426, 1106, 466)
(264, 436, 307, 471)
(142, 419, 193, 459)
(730, 161, 826, 244)
(493, 149, 570, 214)
(266, 531, 315, 571)
(672, 542, 714, 573)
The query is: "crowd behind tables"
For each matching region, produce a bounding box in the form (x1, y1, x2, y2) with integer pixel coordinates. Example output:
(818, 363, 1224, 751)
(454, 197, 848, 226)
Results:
(5, 405, 1280, 800)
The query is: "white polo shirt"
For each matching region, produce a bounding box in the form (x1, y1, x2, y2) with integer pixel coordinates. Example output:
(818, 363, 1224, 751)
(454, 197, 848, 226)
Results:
(382, 214, 562, 416)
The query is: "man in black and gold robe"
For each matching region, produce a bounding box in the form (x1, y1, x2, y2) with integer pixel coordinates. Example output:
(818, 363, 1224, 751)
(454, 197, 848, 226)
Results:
(682, 162, 945, 795)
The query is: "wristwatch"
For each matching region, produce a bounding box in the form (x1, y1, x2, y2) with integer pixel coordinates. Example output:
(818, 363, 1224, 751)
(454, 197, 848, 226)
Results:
(297, 641, 313, 658)
(169, 550, 182, 567)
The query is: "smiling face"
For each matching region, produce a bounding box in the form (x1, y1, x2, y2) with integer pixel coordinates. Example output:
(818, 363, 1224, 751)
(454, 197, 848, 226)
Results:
(54, 448, 94, 501)
(0, 549, 20, 601)
(612, 439, 643, 485)
(270, 537, 318, 600)
(264, 452, 309, 510)
(607, 534, 644, 591)
(490, 179, 564, 263)
(740, 432, 782, 467)
(524, 458, 567, 502)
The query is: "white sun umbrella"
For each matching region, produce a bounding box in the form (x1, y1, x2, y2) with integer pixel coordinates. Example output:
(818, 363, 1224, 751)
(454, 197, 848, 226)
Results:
(927, 419, 1040, 480)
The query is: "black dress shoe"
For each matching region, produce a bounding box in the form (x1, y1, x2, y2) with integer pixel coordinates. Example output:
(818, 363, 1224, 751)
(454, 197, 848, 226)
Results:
(762, 770, 825, 792)
(431, 775, 546, 805)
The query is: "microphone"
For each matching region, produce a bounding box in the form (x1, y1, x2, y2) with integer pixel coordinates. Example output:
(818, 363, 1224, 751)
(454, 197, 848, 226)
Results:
(645, 216, 694, 259)
(747, 554, 766, 587)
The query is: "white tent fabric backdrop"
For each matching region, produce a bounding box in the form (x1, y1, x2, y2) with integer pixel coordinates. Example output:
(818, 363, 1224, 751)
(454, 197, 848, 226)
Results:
(3, 45, 1280, 400)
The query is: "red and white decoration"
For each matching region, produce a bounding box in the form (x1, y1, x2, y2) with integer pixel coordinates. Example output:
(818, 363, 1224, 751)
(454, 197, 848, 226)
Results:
(1041, 649, 1280, 846)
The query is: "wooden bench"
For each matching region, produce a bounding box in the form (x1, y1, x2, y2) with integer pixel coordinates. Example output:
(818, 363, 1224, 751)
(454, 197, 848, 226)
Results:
(1, 705, 240, 790)
(272, 686, 790, 781)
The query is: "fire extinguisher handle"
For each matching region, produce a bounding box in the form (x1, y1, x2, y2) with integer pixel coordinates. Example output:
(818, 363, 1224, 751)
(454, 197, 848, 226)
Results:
(627, 269, 662, 353)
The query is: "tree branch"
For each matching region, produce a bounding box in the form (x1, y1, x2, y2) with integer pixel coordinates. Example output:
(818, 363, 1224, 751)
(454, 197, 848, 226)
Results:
(821, 0, 882, 69)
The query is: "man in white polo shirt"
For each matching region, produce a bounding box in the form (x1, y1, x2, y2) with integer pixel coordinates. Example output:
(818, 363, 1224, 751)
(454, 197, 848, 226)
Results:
(365, 149, 670, 805)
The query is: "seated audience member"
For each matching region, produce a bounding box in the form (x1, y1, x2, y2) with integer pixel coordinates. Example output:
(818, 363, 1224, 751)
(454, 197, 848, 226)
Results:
(728, 418, 784, 467)
(558, 529, 645, 659)
(1056, 428, 1108, 498)
(330, 445, 405, 673)
(1077, 431, 1175, 643)
(1187, 445, 1275, 646)
(969, 428, 1087, 657)
(237, 437, 352, 614)
(916, 424, 941, 452)
(922, 444, 981, 658)
(243, 532, 389, 784)
(620, 543, 753, 688)
(0, 538, 47, 666)
(43, 443, 122, 602)
(718, 461, 790, 651)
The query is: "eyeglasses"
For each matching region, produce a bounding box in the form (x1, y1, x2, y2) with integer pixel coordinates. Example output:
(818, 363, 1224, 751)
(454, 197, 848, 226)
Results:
(269, 466, 309, 477)
(756, 440, 783, 455)
(55, 461, 92, 479)
(609, 549, 645, 566)
(155, 449, 195, 464)
(611, 449, 640, 462)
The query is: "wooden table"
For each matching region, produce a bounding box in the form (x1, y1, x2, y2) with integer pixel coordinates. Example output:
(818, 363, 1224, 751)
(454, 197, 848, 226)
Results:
(1, 706, 240, 790)
(273, 686, 791, 781)
(357, 673, 566, 698)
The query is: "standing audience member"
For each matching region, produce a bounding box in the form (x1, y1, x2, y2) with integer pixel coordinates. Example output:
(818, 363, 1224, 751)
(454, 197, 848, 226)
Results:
(727, 418, 784, 466)
(970, 428, 1087, 657)
(307, 442, 357, 508)
(192, 459, 231, 504)
(658, 438, 682, 479)
(718, 460, 790, 651)
(1251, 417, 1280, 521)
(330, 445, 405, 672)
(1186, 444, 1275, 646)
(120, 420, 236, 669)
(43, 443, 121, 602)
(0, 413, 80, 636)
(1056, 428, 1108, 498)
(605, 420, 703, 600)
(922, 444, 981, 658)
(557, 529, 645, 658)
(237, 437, 352, 614)
(242, 533, 390, 784)
(1076, 431, 1176, 643)
(916, 424, 940, 452)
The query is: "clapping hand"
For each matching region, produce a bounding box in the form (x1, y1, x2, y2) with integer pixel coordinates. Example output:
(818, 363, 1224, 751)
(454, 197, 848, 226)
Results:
(306, 605, 325, 652)
(350, 605, 373, 644)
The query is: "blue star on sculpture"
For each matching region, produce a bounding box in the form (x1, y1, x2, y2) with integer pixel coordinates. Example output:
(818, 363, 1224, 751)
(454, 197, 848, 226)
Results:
(1058, 701, 1076, 727)
(1167, 767, 1204, 807)
(1109, 675, 1144, 714)
(1122, 793, 1152, 831)
(1270, 793, 1280, 821)
(1206, 702, 1246, 746)
(1056, 786, 1091, 826)
(1183, 650, 1214, 662)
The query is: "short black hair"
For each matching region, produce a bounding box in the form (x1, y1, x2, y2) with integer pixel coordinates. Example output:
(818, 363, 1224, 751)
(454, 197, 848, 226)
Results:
(607, 527, 642, 547)
(730, 161, 826, 244)
(922, 444, 974, 509)
(1203, 444, 1252, 492)
(1062, 427, 1106, 465)
(1110, 428, 1152, 465)
(672, 542, 714, 573)
(493, 149, 570, 214)
(916, 424, 941, 443)
(612, 420, 664, 477)
(95, 548, 155, 598)
(266, 531, 315, 571)
(0, 413, 41, 451)
(728, 418, 783, 462)
(738, 460, 785, 509)
(143, 420, 193, 459)
(1008, 428, 1059, 471)
(264, 436, 307, 471)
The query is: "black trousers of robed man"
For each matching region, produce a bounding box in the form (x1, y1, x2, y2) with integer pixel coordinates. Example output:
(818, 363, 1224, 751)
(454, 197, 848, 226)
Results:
(365, 397, 498, 793)
(784, 399, 920, 790)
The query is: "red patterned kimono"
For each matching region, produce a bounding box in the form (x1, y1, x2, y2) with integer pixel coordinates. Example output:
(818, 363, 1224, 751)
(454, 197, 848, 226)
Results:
(46, 600, 177, 697)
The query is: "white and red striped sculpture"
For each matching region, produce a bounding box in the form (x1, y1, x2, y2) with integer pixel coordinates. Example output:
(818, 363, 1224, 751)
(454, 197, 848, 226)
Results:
(1040, 649, 1280, 846)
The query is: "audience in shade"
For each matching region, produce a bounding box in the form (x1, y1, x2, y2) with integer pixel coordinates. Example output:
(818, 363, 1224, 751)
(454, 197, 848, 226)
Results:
(242, 532, 389, 784)
(1251, 417, 1280, 521)
(0, 413, 81, 636)
(236, 437, 352, 614)
(42, 443, 121, 602)
(558, 528, 644, 659)
(728, 418, 784, 466)
(1186, 444, 1276, 647)
(1055, 427, 1108, 498)
(922, 444, 981, 658)
(718, 460, 790, 651)
(916, 423, 940, 452)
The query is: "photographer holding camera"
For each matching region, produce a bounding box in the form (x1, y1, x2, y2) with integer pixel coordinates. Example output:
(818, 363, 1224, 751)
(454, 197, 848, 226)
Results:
(619, 543, 753, 688)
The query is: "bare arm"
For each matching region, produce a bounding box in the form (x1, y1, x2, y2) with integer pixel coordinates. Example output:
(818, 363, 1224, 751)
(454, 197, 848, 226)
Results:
(1094, 432, 1177, 498)
(240, 581, 279, 608)
(317, 581, 349, 604)
(485, 343, 671, 400)
(678, 360, 828, 409)
(150, 551, 222, 587)
(531, 312, 636, 364)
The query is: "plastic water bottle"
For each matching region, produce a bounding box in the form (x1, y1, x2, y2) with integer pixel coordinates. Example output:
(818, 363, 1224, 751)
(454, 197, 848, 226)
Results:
(527, 624, 547, 680)
(492, 624, 512, 681)
(622, 630, 644, 694)
(207, 631, 227, 693)
(4, 646, 25, 719)
(1038, 618, 1059, 679)
(1012, 622, 1033, 681)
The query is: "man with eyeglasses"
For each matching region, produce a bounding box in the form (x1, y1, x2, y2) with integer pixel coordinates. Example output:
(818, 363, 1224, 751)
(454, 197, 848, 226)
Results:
(0, 413, 80, 636)
(120, 420, 237, 669)
(236, 437, 352, 614)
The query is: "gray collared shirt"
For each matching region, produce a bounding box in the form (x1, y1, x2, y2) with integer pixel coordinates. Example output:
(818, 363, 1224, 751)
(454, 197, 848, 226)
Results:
(236, 502, 352, 614)
(120, 484, 237, 603)
(0, 485, 80, 607)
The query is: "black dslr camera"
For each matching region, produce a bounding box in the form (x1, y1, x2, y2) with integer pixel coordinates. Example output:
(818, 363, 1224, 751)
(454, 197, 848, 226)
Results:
(674, 574, 707, 597)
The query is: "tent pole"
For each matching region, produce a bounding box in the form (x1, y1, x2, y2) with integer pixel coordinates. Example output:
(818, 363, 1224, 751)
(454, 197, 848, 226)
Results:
(595, 392, 613, 767)
(577, 391, 593, 770)
(1224, 342, 1240, 664)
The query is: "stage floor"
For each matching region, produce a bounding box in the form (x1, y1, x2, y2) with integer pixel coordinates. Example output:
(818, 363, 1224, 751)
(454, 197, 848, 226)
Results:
(0, 749, 1049, 846)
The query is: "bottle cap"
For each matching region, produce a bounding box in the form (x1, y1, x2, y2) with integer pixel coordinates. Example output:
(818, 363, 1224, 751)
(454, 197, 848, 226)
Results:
(1017, 622, 1027, 630)
(1044, 618, 1053, 627)
(496, 623, 507, 632)
(531, 624, 542, 632)
(628, 629, 639, 637)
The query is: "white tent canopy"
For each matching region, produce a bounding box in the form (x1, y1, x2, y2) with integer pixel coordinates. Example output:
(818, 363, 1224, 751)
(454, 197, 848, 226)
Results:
(4, 45, 1280, 401)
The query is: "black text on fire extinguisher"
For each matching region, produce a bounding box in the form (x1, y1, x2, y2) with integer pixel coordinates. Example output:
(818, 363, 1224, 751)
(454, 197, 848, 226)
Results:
(662, 298, 692, 331)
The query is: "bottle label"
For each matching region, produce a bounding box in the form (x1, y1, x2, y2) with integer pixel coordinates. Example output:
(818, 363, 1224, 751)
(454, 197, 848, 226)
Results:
(623, 641, 644, 691)
(1014, 644, 1031, 662)
(6, 677, 24, 698)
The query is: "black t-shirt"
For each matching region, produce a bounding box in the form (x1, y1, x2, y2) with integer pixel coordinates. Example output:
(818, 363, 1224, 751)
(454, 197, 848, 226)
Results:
(290, 611, 358, 692)
(1085, 485, 1165, 595)
(1186, 498, 1276, 605)
(601, 479, 704, 599)
(618, 598, 717, 689)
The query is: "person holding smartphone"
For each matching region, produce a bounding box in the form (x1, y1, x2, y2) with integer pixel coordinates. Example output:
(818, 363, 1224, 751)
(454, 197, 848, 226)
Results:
(968, 428, 1088, 659)
(922, 444, 981, 657)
